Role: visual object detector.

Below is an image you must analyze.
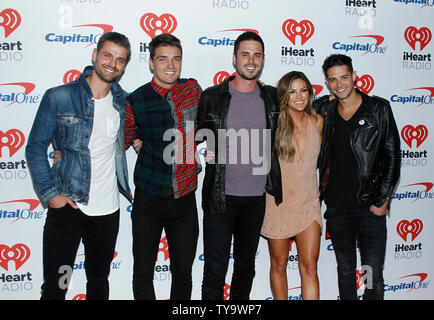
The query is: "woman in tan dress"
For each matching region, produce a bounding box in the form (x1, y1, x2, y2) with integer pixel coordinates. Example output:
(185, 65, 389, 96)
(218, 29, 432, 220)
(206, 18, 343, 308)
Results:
(261, 71, 323, 300)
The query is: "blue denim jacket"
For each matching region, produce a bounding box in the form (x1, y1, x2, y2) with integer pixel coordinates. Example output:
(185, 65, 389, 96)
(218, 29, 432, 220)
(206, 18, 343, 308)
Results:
(26, 66, 133, 205)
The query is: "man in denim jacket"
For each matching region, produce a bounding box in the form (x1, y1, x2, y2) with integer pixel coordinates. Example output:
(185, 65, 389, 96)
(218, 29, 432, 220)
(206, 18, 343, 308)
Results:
(25, 32, 132, 300)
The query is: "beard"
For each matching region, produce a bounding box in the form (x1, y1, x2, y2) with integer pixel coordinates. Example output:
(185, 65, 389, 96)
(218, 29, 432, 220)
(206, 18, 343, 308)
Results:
(236, 66, 263, 81)
(94, 63, 124, 83)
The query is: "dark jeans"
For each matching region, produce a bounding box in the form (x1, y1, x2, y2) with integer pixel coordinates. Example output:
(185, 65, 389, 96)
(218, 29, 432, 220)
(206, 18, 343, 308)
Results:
(41, 204, 119, 300)
(202, 194, 265, 300)
(131, 189, 199, 300)
(325, 206, 387, 300)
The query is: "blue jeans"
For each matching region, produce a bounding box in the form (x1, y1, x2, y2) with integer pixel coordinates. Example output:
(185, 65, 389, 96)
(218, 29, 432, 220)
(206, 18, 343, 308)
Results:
(202, 194, 265, 300)
(325, 207, 387, 300)
(41, 204, 119, 300)
(131, 189, 199, 300)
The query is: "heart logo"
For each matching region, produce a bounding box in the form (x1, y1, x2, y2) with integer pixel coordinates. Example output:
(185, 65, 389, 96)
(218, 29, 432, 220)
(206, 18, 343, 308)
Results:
(282, 19, 315, 45)
(396, 219, 423, 242)
(312, 84, 323, 96)
(213, 71, 236, 85)
(0, 8, 21, 38)
(401, 124, 428, 148)
(356, 270, 364, 290)
(140, 13, 177, 39)
(0, 243, 31, 271)
(404, 26, 432, 51)
(63, 69, 82, 84)
(355, 74, 374, 94)
(0, 129, 25, 157)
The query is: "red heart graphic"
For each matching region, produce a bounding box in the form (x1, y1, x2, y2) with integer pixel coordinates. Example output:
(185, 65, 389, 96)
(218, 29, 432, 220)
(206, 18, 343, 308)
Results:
(213, 71, 236, 85)
(356, 270, 364, 290)
(63, 70, 82, 84)
(355, 74, 374, 94)
(140, 13, 177, 38)
(282, 19, 315, 45)
(0, 243, 31, 271)
(0, 8, 21, 38)
(404, 26, 432, 51)
(0, 129, 25, 157)
(396, 219, 423, 242)
(401, 124, 428, 148)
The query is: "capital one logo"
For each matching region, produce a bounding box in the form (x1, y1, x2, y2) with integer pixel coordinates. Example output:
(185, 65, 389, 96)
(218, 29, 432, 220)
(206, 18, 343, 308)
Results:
(0, 8, 21, 38)
(390, 87, 434, 107)
(0, 82, 36, 107)
(393, 182, 434, 202)
(0, 243, 30, 271)
(404, 26, 432, 51)
(63, 69, 81, 84)
(140, 13, 177, 38)
(0, 129, 25, 157)
(401, 125, 428, 148)
(397, 219, 423, 242)
(355, 74, 374, 94)
(282, 19, 315, 45)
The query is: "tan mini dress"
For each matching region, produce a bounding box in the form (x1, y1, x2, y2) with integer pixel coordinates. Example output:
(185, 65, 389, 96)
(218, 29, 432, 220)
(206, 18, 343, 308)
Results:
(261, 118, 322, 239)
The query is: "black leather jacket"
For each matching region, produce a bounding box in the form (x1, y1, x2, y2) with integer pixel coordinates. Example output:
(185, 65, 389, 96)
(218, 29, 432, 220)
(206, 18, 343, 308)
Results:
(197, 76, 283, 214)
(313, 89, 401, 208)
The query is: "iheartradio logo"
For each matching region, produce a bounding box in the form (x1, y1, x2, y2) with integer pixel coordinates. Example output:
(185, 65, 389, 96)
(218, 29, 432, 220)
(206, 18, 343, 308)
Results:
(0, 129, 25, 157)
(356, 270, 364, 290)
(397, 219, 423, 242)
(404, 26, 432, 51)
(140, 13, 177, 39)
(224, 283, 231, 300)
(0, 8, 21, 38)
(213, 71, 235, 85)
(282, 19, 315, 45)
(355, 74, 374, 94)
(157, 236, 169, 262)
(0, 243, 30, 271)
(401, 125, 428, 148)
(312, 84, 323, 96)
(63, 69, 82, 84)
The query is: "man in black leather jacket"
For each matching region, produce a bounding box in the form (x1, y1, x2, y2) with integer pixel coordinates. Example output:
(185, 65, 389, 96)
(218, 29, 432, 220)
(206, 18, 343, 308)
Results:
(197, 31, 282, 300)
(313, 54, 400, 300)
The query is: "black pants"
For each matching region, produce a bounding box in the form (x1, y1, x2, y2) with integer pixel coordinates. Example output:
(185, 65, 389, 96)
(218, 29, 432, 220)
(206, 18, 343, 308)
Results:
(131, 189, 199, 300)
(41, 204, 119, 300)
(202, 194, 265, 300)
(325, 207, 387, 300)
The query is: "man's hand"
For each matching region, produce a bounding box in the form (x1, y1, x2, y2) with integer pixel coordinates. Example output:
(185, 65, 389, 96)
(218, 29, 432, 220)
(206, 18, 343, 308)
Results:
(48, 194, 78, 209)
(53, 150, 61, 164)
(133, 138, 142, 154)
(204, 150, 215, 163)
(370, 200, 388, 216)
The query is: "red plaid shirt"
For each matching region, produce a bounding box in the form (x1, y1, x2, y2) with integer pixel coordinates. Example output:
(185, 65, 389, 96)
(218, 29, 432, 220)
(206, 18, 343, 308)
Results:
(125, 79, 201, 198)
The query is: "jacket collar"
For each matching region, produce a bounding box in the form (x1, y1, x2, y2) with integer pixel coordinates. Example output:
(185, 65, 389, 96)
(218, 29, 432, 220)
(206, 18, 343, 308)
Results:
(78, 65, 125, 99)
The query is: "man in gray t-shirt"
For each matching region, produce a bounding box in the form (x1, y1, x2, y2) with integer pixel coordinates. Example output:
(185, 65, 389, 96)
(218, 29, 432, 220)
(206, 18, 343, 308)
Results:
(197, 31, 282, 300)
(225, 83, 267, 197)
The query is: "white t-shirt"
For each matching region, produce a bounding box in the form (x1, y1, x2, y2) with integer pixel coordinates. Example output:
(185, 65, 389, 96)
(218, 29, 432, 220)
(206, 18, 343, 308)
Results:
(77, 91, 120, 216)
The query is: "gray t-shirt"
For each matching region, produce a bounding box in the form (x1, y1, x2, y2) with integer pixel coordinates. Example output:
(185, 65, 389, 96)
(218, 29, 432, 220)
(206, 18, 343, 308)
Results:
(225, 83, 267, 196)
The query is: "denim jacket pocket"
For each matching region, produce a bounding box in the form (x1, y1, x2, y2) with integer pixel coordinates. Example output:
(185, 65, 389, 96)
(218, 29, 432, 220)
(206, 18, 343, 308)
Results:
(57, 114, 83, 144)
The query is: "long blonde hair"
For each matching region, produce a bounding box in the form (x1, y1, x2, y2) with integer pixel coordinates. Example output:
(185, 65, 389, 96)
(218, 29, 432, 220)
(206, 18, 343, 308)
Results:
(275, 71, 316, 161)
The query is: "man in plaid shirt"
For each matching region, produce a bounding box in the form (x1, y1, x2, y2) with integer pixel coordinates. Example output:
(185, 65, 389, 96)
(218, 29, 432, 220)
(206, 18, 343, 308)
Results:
(124, 34, 201, 300)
